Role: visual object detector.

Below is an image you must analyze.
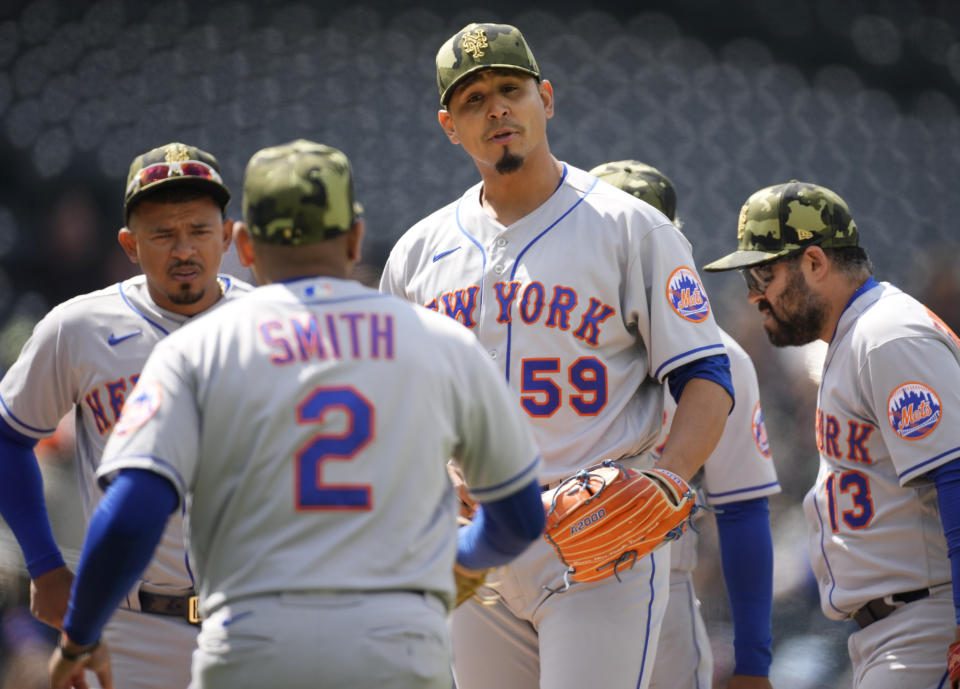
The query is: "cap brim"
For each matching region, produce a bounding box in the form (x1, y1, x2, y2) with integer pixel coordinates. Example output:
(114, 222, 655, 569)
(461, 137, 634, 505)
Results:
(702, 249, 785, 272)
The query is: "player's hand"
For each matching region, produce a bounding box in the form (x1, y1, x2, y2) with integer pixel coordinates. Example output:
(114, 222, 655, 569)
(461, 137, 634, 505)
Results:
(447, 462, 477, 519)
(48, 637, 113, 689)
(30, 565, 74, 629)
(725, 674, 773, 689)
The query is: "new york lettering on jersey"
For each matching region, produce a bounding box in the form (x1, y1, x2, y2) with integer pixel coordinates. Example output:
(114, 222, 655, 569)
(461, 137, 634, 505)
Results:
(426, 282, 614, 346)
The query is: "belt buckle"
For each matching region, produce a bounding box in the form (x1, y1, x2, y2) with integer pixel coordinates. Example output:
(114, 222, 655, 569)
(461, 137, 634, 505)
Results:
(187, 595, 201, 625)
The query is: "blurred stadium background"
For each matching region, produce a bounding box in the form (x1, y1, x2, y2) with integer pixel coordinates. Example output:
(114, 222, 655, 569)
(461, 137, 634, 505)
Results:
(0, 1, 958, 687)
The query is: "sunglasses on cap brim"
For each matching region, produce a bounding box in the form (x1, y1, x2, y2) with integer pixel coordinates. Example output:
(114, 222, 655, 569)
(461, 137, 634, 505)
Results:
(126, 160, 223, 197)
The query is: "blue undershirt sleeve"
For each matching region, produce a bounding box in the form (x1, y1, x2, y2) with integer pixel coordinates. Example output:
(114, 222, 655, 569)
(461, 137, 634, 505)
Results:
(457, 479, 544, 570)
(928, 460, 960, 625)
(666, 353, 734, 409)
(715, 496, 774, 677)
(0, 416, 65, 578)
(62, 469, 178, 645)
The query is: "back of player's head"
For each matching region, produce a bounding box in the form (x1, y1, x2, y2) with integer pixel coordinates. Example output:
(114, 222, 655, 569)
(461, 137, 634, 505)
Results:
(124, 142, 230, 223)
(589, 160, 678, 223)
(242, 139, 364, 246)
(703, 180, 859, 272)
(436, 23, 540, 107)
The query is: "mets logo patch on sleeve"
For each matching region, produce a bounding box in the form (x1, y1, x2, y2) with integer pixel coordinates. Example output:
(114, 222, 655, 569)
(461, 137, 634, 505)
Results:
(114, 381, 163, 437)
(752, 401, 771, 458)
(666, 267, 710, 323)
(887, 382, 941, 440)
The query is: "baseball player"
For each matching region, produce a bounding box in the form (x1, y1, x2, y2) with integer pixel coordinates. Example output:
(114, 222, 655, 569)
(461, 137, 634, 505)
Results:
(379, 23, 735, 689)
(703, 180, 960, 689)
(47, 140, 546, 689)
(0, 142, 253, 689)
(590, 160, 780, 689)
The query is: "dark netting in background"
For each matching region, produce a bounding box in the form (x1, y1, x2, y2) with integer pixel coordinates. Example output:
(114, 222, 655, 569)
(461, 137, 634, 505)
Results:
(0, 2, 958, 688)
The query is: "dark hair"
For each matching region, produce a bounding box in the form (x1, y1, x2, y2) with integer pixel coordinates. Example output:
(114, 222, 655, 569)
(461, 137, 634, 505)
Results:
(126, 186, 227, 222)
(824, 245, 874, 277)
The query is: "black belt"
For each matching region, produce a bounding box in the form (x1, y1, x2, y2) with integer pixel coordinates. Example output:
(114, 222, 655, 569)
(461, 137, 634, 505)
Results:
(138, 589, 201, 626)
(852, 588, 929, 629)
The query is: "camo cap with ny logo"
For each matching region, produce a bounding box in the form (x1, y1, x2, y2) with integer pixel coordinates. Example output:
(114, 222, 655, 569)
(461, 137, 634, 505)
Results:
(242, 139, 364, 246)
(124, 142, 230, 222)
(436, 23, 540, 107)
(703, 180, 859, 272)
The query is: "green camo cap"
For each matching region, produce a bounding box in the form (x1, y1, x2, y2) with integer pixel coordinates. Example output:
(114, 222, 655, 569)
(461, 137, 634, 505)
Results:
(703, 180, 859, 272)
(589, 160, 677, 222)
(124, 142, 230, 221)
(436, 23, 540, 107)
(242, 139, 363, 245)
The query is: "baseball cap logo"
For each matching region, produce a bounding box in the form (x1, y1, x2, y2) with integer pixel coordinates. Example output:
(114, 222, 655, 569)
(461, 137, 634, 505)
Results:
(736, 203, 747, 241)
(164, 144, 192, 163)
(887, 382, 941, 440)
(666, 267, 710, 323)
(461, 28, 489, 58)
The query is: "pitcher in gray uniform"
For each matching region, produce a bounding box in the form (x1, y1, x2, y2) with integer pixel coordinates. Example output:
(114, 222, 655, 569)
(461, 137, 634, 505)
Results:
(380, 22, 734, 689)
(48, 139, 546, 689)
(0, 142, 252, 689)
(705, 180, 960, 689)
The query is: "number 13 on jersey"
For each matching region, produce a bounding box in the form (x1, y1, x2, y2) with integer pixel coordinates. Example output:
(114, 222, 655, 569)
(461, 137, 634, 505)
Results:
(296, 386, 374, 510)
(823, 470, 874, 531)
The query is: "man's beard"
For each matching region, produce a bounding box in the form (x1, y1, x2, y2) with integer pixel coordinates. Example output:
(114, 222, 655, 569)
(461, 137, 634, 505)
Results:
(495, 148, 524, 174)
(168, 284, 206, 305)
(761, 266, 827, 347)
(166, 260, 207, 305)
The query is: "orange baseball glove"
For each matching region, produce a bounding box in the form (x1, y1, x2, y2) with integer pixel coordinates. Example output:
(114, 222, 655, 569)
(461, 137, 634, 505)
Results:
(543, 460, 696, 585)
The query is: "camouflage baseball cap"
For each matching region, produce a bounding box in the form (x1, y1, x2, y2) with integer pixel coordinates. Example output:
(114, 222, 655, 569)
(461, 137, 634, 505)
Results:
(703, 180, 859, 272)
(589, 160, 677, 222)
(242, 139, 363, 245)
(124, 142, 230, 221)
(436, 23, 540, 107)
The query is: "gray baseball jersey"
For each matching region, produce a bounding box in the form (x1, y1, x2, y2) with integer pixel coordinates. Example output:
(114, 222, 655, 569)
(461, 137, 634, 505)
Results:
(802, 281, 960, 620)
(97, 278, 542, 613)
(382, 162, 726, 689)
(380, 163, 726, 482)
(0, 273, 251, 590)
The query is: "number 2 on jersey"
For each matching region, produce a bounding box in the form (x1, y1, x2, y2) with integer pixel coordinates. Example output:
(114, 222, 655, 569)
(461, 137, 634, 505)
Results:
(824, 470, 874, 531)
(295, 386, 374, 510)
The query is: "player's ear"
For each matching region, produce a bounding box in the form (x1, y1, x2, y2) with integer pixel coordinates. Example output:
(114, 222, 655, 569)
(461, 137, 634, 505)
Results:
(438, 109, 460, 145)
(220, 217, 235, 252)
(117, 227, 140, 265)
(803, 245, 828, 282)
(233, 223, 256, 268)
(539, 79, 554, 119)
(346, 219, 365, 263)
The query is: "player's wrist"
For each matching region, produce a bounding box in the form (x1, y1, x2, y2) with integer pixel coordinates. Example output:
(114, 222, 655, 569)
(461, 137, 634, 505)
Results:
(57, 632, 100, 662)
